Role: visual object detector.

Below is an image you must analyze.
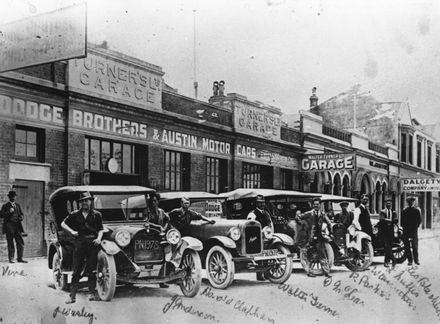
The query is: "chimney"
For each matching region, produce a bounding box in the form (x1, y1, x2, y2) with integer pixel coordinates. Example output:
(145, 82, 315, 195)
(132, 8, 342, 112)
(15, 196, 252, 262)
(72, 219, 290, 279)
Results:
(309, 87, 318, 108)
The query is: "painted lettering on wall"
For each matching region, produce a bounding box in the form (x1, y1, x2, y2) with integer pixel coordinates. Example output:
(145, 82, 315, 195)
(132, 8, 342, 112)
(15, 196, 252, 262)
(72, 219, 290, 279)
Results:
(69, 50, 163, 110)
(236, 144, 298, 168)
(234, 102, 281, 139)
(71, 109, 147, 138)
(0, 94, 64, 124)
(301, 154, 355, 171)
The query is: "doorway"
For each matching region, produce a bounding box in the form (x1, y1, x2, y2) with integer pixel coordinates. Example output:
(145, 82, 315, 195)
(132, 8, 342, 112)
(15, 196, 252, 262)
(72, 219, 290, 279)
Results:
(12, 180, 45, 257)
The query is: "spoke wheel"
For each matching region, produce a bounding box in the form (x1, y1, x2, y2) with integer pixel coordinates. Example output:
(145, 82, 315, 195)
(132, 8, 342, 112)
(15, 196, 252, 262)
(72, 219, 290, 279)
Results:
(52, 250, 68, 291)
(345, 239, 374, 271)
(96, 250, 116, 301)
(393, 241, 407, 264)
(179, 250, 202, 297)
(300, 242, 334, 275)
(206, 246, 235, 289)
(265, 245, 293, 284)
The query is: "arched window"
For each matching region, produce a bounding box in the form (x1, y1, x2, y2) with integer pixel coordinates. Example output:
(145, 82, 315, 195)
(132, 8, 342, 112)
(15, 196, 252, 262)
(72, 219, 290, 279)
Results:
(360, 174, 372, 212)
(375, 181, 382, 214)
(333, 173, 341, 196)
(381, 182, 387, 209)
(342, 175, 350, 197)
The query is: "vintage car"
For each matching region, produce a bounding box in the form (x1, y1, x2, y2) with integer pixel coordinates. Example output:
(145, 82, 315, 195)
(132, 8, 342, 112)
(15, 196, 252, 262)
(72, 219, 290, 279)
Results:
(222, 189, 339, 275)
(159, 191, 294, 289)
(320, 194, 406, 264)
(47, 186, 203, 301)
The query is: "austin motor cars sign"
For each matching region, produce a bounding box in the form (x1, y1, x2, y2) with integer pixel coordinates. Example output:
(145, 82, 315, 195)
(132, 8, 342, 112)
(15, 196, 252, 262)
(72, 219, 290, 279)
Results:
(0, 3, 86, 73)
(301, 153, 355, 171)
(400, 178, 440, 192)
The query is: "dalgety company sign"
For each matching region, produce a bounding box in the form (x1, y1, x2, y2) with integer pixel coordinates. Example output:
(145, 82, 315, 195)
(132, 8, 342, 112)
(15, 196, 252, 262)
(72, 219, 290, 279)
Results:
(400, 178, 440, 192)
(301, 153, 355, 171)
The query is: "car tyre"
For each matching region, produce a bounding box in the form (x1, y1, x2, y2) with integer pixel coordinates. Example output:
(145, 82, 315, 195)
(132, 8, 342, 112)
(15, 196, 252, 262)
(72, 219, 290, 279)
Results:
(265, 245, 293, 284)
(300, 242, 334, 276)
(393, 241, 407, 264)
(52, 250, 68, 291)
(96, 250, 117, 301)
(345, 239, 374, 271)
(179, 250, 202, 297)
(206, 246, 235, 289)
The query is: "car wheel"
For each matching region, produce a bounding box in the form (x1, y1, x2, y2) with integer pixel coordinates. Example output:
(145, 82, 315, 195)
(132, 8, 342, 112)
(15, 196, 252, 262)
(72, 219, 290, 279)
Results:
(300, 242, 334, 276)
(179, 250, 202, 297)
(265, 245, 293, 284)
(393, 241, 407, 264)
(52, 250, 68, 291)
(96, 250, 116, 301)
(206, 246, 235, 289)
(345, 239, 374, 271)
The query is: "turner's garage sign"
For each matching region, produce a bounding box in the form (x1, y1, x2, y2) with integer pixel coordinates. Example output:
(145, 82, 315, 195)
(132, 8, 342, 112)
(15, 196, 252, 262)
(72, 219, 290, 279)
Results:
(301, 153, 355, 171)
(400, 178, 440, 192)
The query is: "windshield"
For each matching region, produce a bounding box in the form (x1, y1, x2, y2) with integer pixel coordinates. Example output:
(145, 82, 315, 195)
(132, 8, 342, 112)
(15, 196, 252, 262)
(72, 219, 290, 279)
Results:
(94, 194, 148, 222)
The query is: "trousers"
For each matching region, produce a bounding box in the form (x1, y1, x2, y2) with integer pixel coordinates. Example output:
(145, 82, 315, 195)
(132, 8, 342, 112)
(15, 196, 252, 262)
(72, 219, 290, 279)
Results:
(5, 222, 24, 261)
(303, 240, 330, 275)
(383, 238, 395, 264)
(403, 233, 418, 263)
(70, 237, 98, 298)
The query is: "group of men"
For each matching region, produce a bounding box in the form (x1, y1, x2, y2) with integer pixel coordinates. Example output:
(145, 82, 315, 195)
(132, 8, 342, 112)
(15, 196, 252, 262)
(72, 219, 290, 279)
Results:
(60, 191, 214, 304)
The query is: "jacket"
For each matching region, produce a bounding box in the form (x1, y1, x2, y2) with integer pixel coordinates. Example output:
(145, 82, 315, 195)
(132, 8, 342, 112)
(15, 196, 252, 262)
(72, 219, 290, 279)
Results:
(297, 209, 332, 243)
(401, 206, 422, 236)
(378, 208, 398, 239)
(0, 201, 25, 234)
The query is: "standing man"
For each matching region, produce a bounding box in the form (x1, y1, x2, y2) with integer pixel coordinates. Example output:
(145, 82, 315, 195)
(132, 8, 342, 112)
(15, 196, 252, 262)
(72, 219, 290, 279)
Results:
(353, 194, 373, 237)
(334, 201, 354, 229)
(0, 190, 27, 263)
(146, 193, 171, 232)
(401, 196, 422, 266)
(169, 197, 215, 236)
(379, 198, 398, 268)
(62, 192, 104, 304)
(296, 198, 332, 278)
(247, 194, 274, 231)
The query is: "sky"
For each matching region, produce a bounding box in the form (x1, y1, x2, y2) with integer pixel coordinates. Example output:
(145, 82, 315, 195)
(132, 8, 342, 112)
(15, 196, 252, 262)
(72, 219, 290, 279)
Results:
(1, 0, 440, 124)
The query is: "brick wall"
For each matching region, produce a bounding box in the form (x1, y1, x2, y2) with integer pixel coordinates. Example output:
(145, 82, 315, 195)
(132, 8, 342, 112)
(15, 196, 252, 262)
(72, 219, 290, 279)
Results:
(148, 146, 164, 191)
(67, 132, 85, 185)
(273, 167, 281, 189)
(233, 160, 243, 189)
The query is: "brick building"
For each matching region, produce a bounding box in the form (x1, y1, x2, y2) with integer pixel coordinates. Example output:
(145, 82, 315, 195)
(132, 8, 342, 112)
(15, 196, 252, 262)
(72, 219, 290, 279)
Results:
(0, 44, 302, 258)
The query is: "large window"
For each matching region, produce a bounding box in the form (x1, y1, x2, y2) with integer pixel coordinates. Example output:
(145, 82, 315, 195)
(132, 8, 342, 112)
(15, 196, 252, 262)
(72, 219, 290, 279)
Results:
(428, 145, 432, 171)
(15, 126, 44, 162)
(206, 157, 227, 193)
(417, 140, 422, 167)
(164, 150, 190, 191)
(84, 137, 136, 173)
(242, 163, 262, 189)
(401, 133, 407, 162)
(408, 134, 413, 164)
(280, 169, 293, 190)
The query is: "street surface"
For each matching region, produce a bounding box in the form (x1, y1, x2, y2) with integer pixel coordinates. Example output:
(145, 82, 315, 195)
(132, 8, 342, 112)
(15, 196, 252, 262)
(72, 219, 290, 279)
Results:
(1, 234, 440, 324)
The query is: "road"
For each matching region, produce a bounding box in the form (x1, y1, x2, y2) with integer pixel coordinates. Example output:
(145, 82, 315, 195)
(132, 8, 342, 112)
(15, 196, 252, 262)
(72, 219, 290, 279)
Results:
(1, 235, 440, 324)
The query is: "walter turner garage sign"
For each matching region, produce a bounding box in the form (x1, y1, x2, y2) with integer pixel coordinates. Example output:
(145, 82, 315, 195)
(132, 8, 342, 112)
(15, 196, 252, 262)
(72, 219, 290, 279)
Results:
(301, 153, 355, 171)
(400, 178, 440, 192)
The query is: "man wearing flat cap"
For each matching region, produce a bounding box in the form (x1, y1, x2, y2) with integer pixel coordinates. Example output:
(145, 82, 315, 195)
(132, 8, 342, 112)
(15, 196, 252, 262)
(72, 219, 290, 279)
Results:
(401, 196, 422, 266)
(379, 197, 398, 268)
(62, 192, 104, 303)
(334, 201, 354, 229)
(0, 190, 27, 263)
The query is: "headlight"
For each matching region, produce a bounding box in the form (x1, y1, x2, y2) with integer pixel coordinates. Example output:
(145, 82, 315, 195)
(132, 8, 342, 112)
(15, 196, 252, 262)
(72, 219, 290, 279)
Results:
(166, 228, 181, 245)
(229, 227, 241, 241)
(262, 226, 273, 240)
(115, 230, 131, 247)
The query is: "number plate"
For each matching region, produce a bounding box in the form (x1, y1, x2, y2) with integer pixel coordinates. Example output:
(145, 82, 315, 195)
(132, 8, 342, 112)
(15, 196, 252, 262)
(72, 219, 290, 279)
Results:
(135, 239, 160, 250)
(262, 249, 279, 257)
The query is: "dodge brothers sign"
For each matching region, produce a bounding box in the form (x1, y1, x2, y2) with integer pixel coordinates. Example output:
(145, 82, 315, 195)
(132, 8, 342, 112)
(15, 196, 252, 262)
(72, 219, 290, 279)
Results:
(400, 178, 440, 192)
(301, 153, 355, 171)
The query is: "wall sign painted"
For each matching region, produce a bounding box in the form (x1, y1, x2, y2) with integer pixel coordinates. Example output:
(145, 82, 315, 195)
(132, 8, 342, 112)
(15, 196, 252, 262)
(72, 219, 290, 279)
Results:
(400, 178, 440, 192)
(68, 49, 163, 110)
(0, 94, 64, 125)
(301, 153, 355, 171)
(236, 144, 298, 169)
(234, 101, 281, 140)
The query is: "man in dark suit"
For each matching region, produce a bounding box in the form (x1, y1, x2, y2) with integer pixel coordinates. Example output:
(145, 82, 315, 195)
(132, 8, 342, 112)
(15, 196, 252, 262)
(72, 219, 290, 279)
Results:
(296, 198, 332, 278)
(0, 190, 27, 263)
(379, 197, 398, 268)
(247, 194, 274, 231)
(401, 196, 422, 266)
(353, 194, 373, 237)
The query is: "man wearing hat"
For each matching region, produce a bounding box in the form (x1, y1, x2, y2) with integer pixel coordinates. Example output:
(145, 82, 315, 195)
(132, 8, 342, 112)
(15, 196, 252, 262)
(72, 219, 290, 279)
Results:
(247, 194, 274, 231)
(334, 201, 354, 229)
(353, 194, 373, 237)
(61, 192, 104, 303)
(0, 190, 26, 263)
(379, 197, 398, 268)
(401, 196, 422, 266)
